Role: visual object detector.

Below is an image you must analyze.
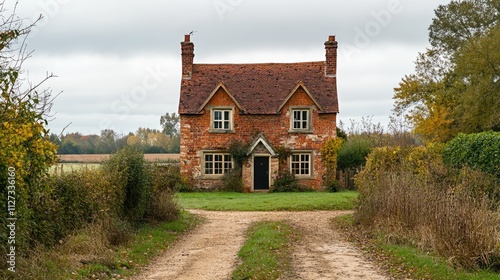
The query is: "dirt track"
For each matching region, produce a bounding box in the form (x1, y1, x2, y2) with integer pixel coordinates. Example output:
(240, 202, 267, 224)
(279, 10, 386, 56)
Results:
(133, 210, 387, 280)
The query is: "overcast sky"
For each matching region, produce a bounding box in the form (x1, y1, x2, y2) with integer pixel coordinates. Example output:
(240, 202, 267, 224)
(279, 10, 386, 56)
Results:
(12, 0, 451, 136)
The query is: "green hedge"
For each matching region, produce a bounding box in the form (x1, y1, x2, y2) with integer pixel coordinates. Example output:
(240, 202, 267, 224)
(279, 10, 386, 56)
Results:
(442, 131, 500, 178)
(337, 138, 372, 170)
(102, 146, 152, 224)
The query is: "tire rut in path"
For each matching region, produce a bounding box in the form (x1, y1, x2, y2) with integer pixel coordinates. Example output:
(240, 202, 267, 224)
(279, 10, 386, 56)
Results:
(133, 210, 388, 280)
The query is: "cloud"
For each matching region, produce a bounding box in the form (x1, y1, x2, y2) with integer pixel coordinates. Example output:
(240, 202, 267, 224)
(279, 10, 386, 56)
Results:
(11, 0, 452, 135)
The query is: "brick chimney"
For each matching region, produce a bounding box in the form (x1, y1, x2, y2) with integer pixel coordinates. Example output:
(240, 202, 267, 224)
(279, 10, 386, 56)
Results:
(324, 35, 338, 78)
(181, 34, 194, 79)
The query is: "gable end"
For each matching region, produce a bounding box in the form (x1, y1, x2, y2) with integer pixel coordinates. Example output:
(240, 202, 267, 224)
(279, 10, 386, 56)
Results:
(197, 82, 243, 113)
(278, 81, 323, 112)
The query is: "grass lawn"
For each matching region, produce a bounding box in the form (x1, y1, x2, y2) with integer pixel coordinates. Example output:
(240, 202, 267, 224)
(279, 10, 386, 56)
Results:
(176, 191, 358, 211)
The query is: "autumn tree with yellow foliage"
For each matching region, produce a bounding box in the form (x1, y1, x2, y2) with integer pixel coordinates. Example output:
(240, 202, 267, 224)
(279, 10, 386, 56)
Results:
(393, 0, 500, 142)
(0, 3, 58, 255)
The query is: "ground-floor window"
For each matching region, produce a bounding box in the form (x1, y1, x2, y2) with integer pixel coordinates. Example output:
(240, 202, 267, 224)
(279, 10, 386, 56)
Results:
(204, 153, 232, 175)
(290, 153, 312, 176)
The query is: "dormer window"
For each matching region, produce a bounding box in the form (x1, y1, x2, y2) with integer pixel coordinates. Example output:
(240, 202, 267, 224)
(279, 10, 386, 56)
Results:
(210, 107, 234, 132)
(289, 107, 313, 133)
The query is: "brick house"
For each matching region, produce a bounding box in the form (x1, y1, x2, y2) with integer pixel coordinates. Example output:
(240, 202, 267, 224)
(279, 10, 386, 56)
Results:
(178, 35, 339, 191)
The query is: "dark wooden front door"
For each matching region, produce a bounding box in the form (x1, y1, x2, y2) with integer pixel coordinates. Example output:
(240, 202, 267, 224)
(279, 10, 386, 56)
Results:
(254, 156, 269, 190)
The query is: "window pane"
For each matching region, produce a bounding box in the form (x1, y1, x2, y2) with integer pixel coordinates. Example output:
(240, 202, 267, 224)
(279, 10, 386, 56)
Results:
(301, 162, 309, 175)
(224, 121, 230, 129)
(224, 162, 232, 173)
(224, 111, 230, 120)
(293, 110, 300, 120)
(214, 111, 221, 120)
(302, 111, 308, 121)
(214, 162, 222, 174)
(205, 162, 213, 174)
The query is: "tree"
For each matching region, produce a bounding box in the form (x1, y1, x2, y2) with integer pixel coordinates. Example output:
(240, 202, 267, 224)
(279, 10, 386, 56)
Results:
(393, 0, 500, 142)
(0, 2, 57, 254)
(428, 0, 499, 53)
(452, 25, 500, 132)
(160, 112, 180, 137)
(99, 129, 117, 153)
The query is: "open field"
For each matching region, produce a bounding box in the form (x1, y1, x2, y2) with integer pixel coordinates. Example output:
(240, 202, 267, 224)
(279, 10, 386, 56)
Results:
(50, 163, 101, 174)
(52, 154, 179, 173)
(57, 153, 180, 163)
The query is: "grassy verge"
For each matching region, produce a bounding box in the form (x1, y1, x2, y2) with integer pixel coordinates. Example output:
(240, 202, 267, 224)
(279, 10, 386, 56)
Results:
(78, 211, 200, 279)
(331, 214, 500, 280)
(4, 211, 200, 280)
(177, 191, 358, 211)
(232, 221, 296, 280)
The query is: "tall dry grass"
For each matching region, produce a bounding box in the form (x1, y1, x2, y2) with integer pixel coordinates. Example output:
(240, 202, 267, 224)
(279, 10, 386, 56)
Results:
(355, 145, 500, 270)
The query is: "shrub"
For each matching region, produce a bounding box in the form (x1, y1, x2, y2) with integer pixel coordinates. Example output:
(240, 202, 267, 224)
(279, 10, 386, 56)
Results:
(102, 146, 152, 224)
(177, 178, 196, 192)
(355, 145, 500, 270)
(50, 172, 96, 240)
(270, 172, 314, 192)
(221, 168, 244, 192)
(321, 137, 343, 179)
(443, 131, 500, 178)
(26, 168, 124, 249)
(325, 180, 342, 192)
(105, 218, 134, 246)
(146, 190, 180, 223)
(337, 137, 372, 170)
(149, 164, 182, 193)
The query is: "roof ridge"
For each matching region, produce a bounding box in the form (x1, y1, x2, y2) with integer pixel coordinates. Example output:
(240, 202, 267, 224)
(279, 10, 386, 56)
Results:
(194, 61, 324, 66)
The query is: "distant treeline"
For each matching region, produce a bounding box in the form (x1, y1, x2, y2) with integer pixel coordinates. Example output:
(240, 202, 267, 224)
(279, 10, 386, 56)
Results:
(50, 127, 180, 154)
(51, 113, 180, 154)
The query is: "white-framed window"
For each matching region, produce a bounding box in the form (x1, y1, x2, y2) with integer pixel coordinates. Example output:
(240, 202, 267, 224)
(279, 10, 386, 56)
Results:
(290, 153, 312, 176)
(211, 108, 233, 132)
(204, 153, 232, 175)
(290, 107, 312, 132)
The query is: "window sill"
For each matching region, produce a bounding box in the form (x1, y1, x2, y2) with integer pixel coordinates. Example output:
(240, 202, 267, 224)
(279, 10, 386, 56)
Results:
(288, 129, 313, 134)
(294, 175, 316, 180)
(209, 129, 235, 134)
(200, 175, 225, 180)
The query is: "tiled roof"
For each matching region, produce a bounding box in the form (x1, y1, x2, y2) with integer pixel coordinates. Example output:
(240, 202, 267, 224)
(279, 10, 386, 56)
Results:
(179, 61, 338, 114)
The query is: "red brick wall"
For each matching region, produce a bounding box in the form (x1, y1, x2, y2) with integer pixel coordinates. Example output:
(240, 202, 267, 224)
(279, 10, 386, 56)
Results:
(180, 87, 337, 190)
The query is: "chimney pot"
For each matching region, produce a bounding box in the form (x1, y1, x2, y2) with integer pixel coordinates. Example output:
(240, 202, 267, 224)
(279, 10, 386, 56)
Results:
(184, 34, 190, 42)
(329, 35, 335, 41)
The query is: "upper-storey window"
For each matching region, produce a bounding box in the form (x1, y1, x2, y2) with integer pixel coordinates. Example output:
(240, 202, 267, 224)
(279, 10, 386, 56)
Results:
(210, 107, 233, 132)
(290, 107, 312, 132)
